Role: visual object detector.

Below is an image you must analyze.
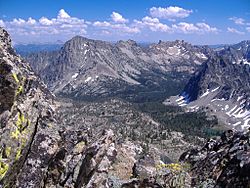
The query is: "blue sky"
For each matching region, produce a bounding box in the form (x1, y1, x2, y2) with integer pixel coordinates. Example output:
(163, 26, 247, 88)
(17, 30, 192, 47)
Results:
(0, 0, 250, 44)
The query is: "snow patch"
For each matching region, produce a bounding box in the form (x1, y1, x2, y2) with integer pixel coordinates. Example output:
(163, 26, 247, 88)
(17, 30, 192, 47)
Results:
(237, 96, 244, 102)
(72, 73, 78, 79)
(176, 96, 185, 102)
(200, 89, 210, 98)
(83, 49, 89, 56)
(195, 52, 207, 59)
(85, 76, 92, 83)
(242, 118, 250, 129)
(211, 87, 220, 92)
(211, 97, 225, 103)
(242, 59, 250, 65)
(167, 46, 180, 56)
(226, 105, 238, 116)
(179, 103, 187, 107)
(233, 121, 242, 126)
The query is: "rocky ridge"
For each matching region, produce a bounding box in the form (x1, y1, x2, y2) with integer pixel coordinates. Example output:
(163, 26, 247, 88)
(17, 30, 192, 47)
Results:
(0, 27, 59, 187)
(165, 41, 250, 130)
(180, 130, 250, 187)
(24, 37, 211, 102)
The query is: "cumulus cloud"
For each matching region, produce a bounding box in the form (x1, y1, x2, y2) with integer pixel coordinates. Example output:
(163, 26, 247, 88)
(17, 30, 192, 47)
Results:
(134, 16, 171, 32)
(229, 17, 245, 25)
(227, 27, 245, 35)
(0, 20, 5, 27)
(1, 9, 87, 41)
(11, 18, 26, 25)
(150, 6, 192, 20)
(58, 9, 71, 19)
(27, 17, 36, 25)
(93, 21, 111, 27)
(111, 12, 128, 23)
(172, 22, 218, 34)
(0, 8, 221, 43)
(39, 17, 53, 25)
(93, 12, 139, 35)
(93, 20, 140, 34)
(246, 27, 250, 32)
(196, 23, 219, 33)
(133, 17, 218, 34)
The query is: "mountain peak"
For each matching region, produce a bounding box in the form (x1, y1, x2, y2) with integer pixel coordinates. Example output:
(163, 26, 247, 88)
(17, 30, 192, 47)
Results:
(117, 39, 137, 46)
(68, 35, 92, 43)
(0, 27, 13, 51)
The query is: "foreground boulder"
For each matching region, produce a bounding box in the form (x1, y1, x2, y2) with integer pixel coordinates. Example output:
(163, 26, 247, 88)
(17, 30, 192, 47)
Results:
(180, 129, 250, 187)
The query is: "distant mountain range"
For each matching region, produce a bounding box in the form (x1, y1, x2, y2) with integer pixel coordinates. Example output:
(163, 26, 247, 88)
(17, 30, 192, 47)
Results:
(165, 40, 250, 130)
(23, 36, 212, 102)
(21, 36, 250, 130)
(15, 43, 63, 56)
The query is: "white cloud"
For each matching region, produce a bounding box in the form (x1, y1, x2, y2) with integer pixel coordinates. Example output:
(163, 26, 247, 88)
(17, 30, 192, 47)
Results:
(229, 17, 245, 25)
(11, 18, 26, 25)
(150, 6, 192, 20)
(93, 20, 140, 34)
(112, 24, 140, 33)
(142, 16, 160, 24)
(111, 12, 128, 23)
(134, 16, 171, 32)
(227, 27, 245, 35)
(93, 12, 139, 35)
(58, 9, 70, 19)
(27, 17, 36, 25)
(0, 8, 222, 43)
(172, 22, 218, 34)
(0, 20, 5, 27)
(246, 27, 250, 32)
(196, 23, 218, 33)
(134, 17, 218, 34)
(1, 9, 87, 40)
(172, 22, 198, 33)
(101, 30, 111, 35)
(39, 17, 53, 25)
(93, 21, 111, 27)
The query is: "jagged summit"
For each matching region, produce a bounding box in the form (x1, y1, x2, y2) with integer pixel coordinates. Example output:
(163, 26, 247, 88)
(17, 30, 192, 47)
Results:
(116, 39, 138, 47)
(25, 35, 211, 102)
(0, 27, 59, 187)
(0, 28, 15, 54)
(166, 40, 250, 130)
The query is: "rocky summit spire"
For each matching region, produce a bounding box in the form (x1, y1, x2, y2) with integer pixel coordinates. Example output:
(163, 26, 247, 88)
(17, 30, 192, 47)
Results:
(0, 27, 59, 187)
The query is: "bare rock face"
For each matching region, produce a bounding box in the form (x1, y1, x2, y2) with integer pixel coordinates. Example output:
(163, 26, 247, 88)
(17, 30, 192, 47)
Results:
(44, 129, 117, 188)
(24, 37, 211, 102)
(180, 129, 250, 187)
(166, 41, 250, 130)
(0, 27, 59, 187)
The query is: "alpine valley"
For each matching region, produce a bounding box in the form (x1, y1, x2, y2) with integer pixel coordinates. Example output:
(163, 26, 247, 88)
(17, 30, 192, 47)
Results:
(0, 26, 250, 188)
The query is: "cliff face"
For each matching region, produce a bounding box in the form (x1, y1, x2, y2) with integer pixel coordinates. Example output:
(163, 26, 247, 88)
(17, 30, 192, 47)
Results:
(166, 41, 250, 130)
(180, 130, 250, 187)
(24, 37, 211, 102)
(0, 27, 59, 187)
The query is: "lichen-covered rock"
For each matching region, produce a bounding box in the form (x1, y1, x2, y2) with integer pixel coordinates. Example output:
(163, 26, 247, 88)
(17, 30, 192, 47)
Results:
(43, 129, 117, 188)
(0, 27, 59, 187)
(180, 129, 250, 187)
